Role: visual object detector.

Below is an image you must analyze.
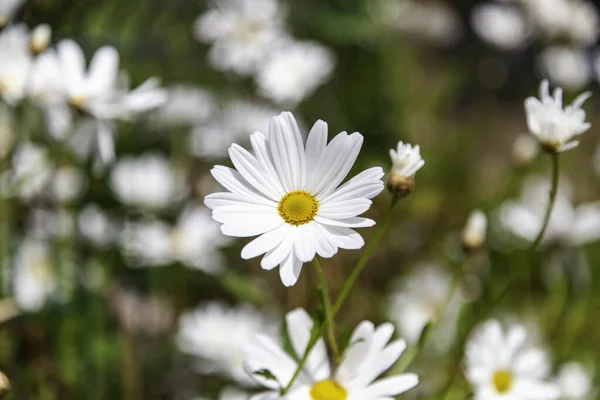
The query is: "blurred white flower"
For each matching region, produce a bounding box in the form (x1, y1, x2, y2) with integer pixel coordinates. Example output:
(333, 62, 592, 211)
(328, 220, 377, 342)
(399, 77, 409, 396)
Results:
(512, 133, 540, 165)
(9, 142, 52, 200)
(49, 166, 86, 203)
(388, 264, 462, 351)
(193, 0, 286, 76)
(462, 209, 488, 250)
(499, 176, 600, 247)
(109, 286, 174, 336)
(121, 204, 231, 273)
(190, 99, 276, 158)
(244, 308, 419, 398)
(13, 237, 57, 312)
(538, 46, 592, 91)
(524, 80, 591, 152)
(557, 362, 593, 400)
(30, 24, 52, 54)
(28, 208, 75, 239)
(177, 302, 278, 386)
(109, 153, 187, 209)
(205, 112, 384, 287)
(374, 0, 462, 45)
(0, 0, 25, 27)
(256, 40, 335, 105)
(471, 3, 530, 50)
(566, 1, 599, 45)
(465, 320, 560, 399)
(153, 84, 215, 127)
(0, 24, 33, 105)
(217, 387, 250, 400)
(387, 141, 424, 197)
(78, 204, 118, 247)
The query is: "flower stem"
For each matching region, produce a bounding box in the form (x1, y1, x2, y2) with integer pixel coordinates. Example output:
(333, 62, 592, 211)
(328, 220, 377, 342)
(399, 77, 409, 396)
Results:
(312, 258, 339, 360)
(333, 198, 398, 315)
(530, 152, 560, 251)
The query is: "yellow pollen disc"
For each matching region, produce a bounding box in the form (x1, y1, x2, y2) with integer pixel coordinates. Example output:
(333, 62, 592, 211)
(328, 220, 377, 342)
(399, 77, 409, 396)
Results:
(310, 380, 348, 400)
(278, 190, 318, 226)
(71, 95, 88, 109)
(493, 369, 513, 393)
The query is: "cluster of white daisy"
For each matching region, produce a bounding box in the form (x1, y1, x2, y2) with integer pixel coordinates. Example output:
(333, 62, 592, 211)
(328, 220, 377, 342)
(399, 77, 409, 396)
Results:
(192, 0, 335, 106)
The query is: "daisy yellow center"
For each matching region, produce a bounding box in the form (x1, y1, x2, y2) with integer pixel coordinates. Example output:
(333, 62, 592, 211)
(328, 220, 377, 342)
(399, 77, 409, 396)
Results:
(71, 95, 88, 109)
(493, 369, 513, 394)
(278, 190, 318, 226)
(310, 380, 348, 400)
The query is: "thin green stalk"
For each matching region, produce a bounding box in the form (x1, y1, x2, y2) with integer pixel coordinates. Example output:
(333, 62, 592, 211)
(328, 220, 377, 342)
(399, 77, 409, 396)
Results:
(530, 153, 560, 251)
(312, 258, 339, 360)
(282, 198, 400, 394)
(333, 198, 398, 315)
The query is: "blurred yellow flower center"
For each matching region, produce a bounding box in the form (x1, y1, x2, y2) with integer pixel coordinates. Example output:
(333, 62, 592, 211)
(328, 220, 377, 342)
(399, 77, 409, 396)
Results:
(278, 190, 318, 226)
(493, 369, 513, 393)
(71, 95, 88, 109)
(310, 380, 348, 400)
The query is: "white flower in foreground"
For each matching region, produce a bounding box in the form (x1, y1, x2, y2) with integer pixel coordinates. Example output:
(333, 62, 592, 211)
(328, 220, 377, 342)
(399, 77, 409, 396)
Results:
(471, 4, 529, 50)
(190, 99, 276, 158)
(557, 362, 593, 400)
(177, 303, 278, 386)
(0, 0, 25, 27)
(462, 209, 488, 250)
(524, 80, 591, 153)
(13, 237, 57, 312)
(387, 141, 424, 197)
(256, 41, 335, 105)
(205, 111, 384, 286)
(0, 24, 33, 105)
(538, 46, 591, 91)
(244, 308, 419, 399)
(193, 0, 286, 76)
(109, 153, 187, 209)
(121, 205, 231, 273)
(388, 264, 462, 351)
(499, 176, 600, 247)
(465, 320, 560, 400)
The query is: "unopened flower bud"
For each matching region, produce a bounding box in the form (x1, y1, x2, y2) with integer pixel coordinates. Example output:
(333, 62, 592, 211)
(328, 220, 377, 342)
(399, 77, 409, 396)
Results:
(461, 209, 487, 252)
(387, 141, 424, 198)
(0, 371, 10, 399)
(30, 24, 52, 54)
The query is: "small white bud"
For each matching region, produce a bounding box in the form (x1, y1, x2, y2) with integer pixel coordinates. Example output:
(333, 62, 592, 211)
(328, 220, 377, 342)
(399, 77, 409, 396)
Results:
(512, 133, 539, 165)
(461, 209, 487, 251)
(387, 141, 424, 198)
(30, 24, 52, 54)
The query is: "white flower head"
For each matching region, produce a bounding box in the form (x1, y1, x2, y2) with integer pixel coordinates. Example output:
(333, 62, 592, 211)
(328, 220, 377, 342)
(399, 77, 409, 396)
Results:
(256, 40, 335, 106)
(387, 141, 424, 197)
(177, 302, 278, 386)
(109, 153, 187, 209)
(205, 111, 384, 287)
(462, 209, 488, 250)
(557, 362, 593, 400)
(13, 237, 57, 312)
(538, 46, 592, 91)
(193, 0, 286, 76)
(524, 80, 591, 153)
(0, 24, 33, 105)
(78, 204, 118, 247)
(465, 320, 560, 400)
(244, 308, 419, 399)
(471, 4, 529, 50)
(10, 142, 53, 200)
(30, 24, 52, 54)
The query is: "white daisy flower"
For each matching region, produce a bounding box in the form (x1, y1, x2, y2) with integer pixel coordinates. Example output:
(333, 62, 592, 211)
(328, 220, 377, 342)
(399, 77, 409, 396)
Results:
(109, 153, 187, 209)
(49, 166, 86, 203)
(121, 204, 231, 273)
(193, 0, 286, 76)
(13, 237, 57, 312)
(465, 320, 560, 400)
(388, 264, 462, 351)
(557, 362, 593, 400)
(462, 209, 488, 250)
(524, 80, 591, 153)
(471, 4, 529, 51)
(387, 140, 424, 197)
(204, 111, 384, 287)
(538, 46, 592, 91)
(256, 41, 335, 106)
(177, 302, 278, 386)
(244, 308, 419, 399)
(0, 24, 33, 105)
(0, 0, 25, 26)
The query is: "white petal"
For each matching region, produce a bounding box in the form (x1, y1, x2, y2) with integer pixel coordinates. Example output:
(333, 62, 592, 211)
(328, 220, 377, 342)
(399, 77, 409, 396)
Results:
(204, 192, 277, 209)
(261, 229, 296, 270)
(294, 225, 317, 262)
(355, 374, 419, 398)
(88, 46, 119, 96)
(321, 225, 365, 250)
(320, 167, 385, 204)
(318, 199, 372, 219)
(268, 112, 305, 192)
(279, 252, 303, 287)
(314, 216, 375, 228)
(241, 224, 291, 260)
(220, 212, 284, 238)
(305, 120, 328, 187)
(229, 143, 281, 201)
(286, 308, 331, 381)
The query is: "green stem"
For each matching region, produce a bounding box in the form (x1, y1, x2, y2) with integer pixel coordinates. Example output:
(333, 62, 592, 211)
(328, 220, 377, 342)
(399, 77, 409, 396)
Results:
(281, 198, 399, 394)
(312, 258, 339, 360)
(333, 198, 398, 315)
(530, 153, 560, 251)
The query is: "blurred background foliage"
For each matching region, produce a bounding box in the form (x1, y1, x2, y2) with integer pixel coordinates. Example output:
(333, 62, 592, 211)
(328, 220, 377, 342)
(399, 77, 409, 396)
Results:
(3, 0, 600, 399)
